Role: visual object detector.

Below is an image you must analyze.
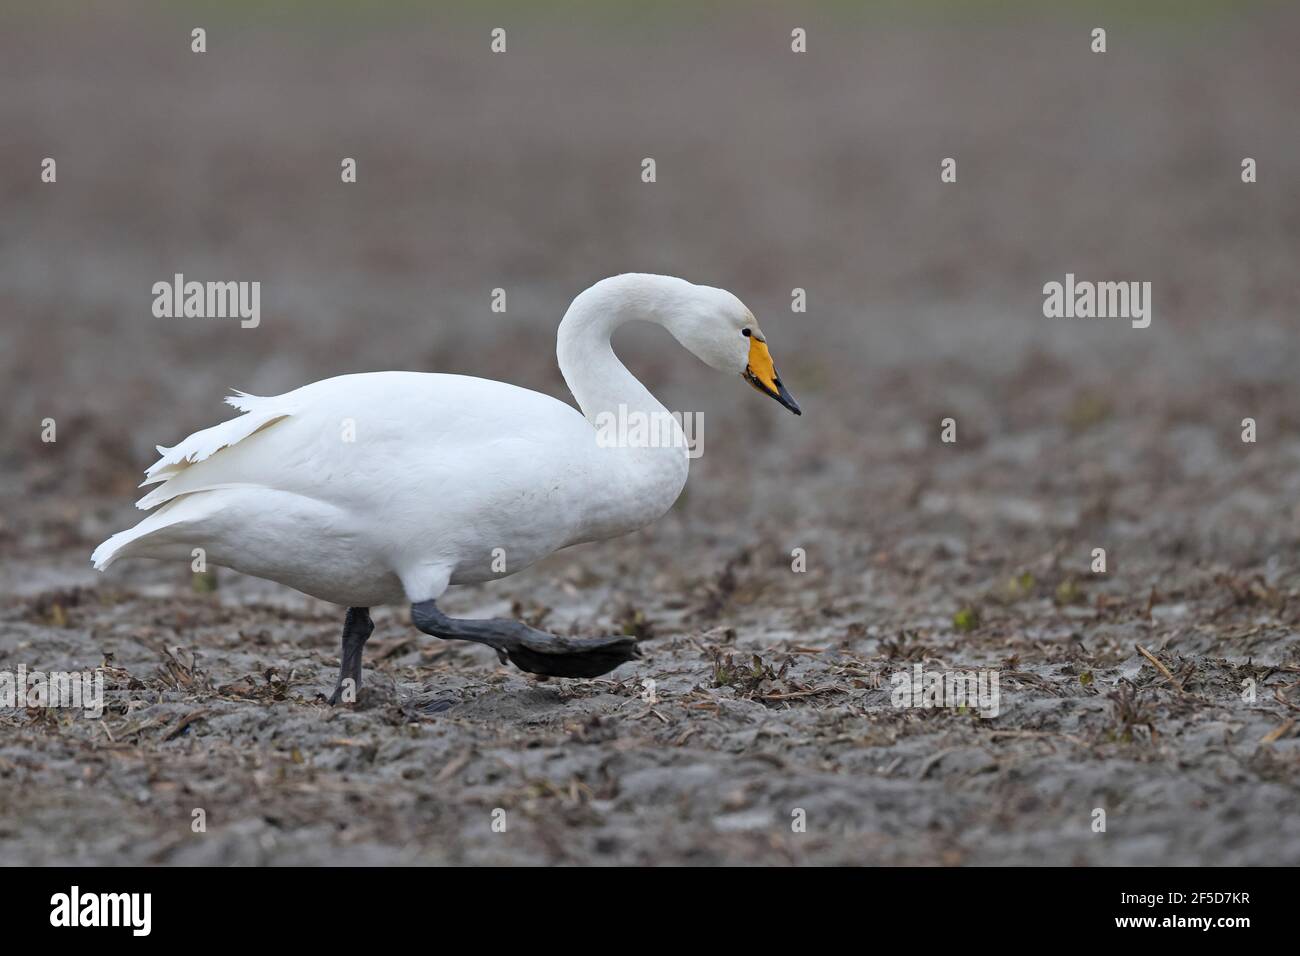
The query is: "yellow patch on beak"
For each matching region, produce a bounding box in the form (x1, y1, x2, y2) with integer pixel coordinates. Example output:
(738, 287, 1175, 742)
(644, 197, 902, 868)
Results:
(743, 336, 802, 415)
(746, 337, 779, 392)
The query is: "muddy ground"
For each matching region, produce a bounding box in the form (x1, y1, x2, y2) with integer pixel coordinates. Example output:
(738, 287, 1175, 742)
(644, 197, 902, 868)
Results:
(2, 2, 1299, 865)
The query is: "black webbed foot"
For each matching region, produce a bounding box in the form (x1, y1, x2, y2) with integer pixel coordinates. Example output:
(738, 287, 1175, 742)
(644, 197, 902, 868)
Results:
(410, 600, 640, 678)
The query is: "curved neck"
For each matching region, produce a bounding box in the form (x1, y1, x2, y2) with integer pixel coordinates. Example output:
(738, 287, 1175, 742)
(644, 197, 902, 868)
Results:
(556, 274, 699, 425)
(553, 275, 697, 539)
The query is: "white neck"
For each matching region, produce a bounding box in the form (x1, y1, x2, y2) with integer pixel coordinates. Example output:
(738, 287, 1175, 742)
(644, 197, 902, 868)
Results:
(556, 274, 699, 425)
(551, 274, 703, 540)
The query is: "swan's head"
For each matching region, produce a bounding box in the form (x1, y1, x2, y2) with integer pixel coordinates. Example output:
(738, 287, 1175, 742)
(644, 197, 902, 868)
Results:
(667, 283, 802, 416)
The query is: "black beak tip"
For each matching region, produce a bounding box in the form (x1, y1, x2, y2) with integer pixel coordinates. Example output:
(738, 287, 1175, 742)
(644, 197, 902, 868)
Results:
(775, 380, 802, 416)
(745, 367, 803, 417)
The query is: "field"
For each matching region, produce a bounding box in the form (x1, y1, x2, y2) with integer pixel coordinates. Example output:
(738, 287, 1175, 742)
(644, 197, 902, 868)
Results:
(2, 1, 1299, 865)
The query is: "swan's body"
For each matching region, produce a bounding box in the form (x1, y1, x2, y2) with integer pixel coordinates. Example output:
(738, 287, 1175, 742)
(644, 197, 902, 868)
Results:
(92, 274, 800, 696)
(93, 371, 686, 606)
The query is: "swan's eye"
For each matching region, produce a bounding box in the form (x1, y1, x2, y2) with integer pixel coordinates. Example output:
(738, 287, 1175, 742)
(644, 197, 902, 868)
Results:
(741, 328, 752, 337)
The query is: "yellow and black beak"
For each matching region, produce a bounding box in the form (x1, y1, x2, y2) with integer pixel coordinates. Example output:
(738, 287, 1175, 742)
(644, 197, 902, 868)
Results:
(743, 335, 802, 415)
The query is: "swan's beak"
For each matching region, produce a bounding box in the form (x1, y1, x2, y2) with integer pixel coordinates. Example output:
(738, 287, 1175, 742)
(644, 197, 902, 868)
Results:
(743, 336, 802, 416)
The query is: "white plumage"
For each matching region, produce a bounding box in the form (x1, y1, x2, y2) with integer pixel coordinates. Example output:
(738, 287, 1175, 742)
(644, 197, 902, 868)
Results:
(92, 274, 800, 612)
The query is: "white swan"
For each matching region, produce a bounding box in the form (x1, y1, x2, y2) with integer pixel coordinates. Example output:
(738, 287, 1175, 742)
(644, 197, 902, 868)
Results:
(92, 274, 801, 701)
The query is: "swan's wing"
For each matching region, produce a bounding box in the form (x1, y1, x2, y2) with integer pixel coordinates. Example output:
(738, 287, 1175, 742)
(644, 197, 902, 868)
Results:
(135, 390, 296, 508)
(133, 372, 591, 514)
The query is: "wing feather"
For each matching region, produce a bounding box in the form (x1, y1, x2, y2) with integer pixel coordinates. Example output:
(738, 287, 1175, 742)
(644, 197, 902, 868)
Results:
(135, 391, 294, 508)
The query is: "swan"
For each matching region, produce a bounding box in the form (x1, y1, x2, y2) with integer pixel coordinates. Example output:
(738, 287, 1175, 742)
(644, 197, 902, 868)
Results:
(91, 274, 802, 703)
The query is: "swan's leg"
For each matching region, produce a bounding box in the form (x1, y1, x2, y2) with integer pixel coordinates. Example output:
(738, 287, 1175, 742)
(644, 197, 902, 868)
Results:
(410, 600, 640, 678)
(327, 606, 374, 705)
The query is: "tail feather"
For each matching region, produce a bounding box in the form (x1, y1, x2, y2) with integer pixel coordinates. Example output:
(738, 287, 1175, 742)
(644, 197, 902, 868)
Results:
(91, 525, 151, 570)
(93, 388, 297, 572)
(91, 496, 215, 570)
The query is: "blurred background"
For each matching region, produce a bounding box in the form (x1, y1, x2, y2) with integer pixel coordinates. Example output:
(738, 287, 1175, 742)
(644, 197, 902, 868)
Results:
(4, 1, 1300, 570)
(2, 1, 1298, 865)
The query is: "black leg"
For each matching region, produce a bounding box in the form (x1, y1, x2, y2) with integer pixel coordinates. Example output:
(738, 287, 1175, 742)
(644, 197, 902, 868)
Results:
(328, 606, 374, 705)
(410, 600, 640, 678)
